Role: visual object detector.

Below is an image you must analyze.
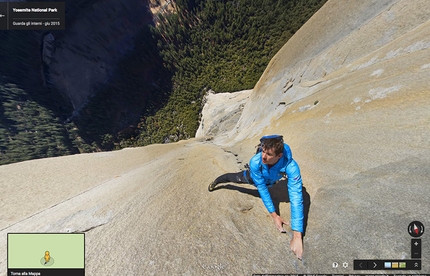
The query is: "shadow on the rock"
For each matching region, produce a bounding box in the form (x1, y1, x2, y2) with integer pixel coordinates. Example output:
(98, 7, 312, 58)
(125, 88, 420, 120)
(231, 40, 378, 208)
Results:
(219, 181, 311, 236)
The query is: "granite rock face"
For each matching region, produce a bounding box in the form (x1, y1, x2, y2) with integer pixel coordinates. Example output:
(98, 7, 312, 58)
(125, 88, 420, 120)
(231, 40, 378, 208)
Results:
(43, 0, 166, 111)
(195, 89, 252, 139)
(1, 0, 429, 275)
(194, 0, 430, 272)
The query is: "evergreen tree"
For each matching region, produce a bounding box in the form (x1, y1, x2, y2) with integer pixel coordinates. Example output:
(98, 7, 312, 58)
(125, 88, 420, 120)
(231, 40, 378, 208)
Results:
(131, 0, 327, 146)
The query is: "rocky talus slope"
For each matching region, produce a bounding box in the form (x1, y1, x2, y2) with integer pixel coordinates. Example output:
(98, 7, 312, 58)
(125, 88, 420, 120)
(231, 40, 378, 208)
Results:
(1, 0, 429, 274)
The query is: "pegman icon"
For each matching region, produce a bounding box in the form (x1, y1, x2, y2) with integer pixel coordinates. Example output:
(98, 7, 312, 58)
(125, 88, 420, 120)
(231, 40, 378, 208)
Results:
(41, 250, 54, 266)
(44, 251, 50, 264)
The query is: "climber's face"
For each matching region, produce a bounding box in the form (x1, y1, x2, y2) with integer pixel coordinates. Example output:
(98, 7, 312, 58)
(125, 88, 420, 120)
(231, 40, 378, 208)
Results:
(262, 147, 282, 165)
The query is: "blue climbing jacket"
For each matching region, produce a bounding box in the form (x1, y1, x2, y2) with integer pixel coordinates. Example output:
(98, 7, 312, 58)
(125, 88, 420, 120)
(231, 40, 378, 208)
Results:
(249, 143, 304, 233)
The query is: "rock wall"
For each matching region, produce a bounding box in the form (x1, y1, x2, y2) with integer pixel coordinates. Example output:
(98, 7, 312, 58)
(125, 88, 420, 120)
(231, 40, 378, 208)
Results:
(198, 0, 430, 272)
(43, 0, 156, 110)
(1, 0, 429, 275)
(228, 0, 430, 142)
(195, 89, 252, 139)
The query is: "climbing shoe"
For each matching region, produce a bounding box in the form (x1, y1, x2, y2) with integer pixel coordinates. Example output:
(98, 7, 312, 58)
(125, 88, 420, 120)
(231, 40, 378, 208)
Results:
(208, 180, 218, 192)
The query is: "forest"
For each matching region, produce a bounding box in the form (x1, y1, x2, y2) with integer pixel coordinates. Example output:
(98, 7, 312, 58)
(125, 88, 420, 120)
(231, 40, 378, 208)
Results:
(0, 0, 326, 165)
(129, 0, 327, 147)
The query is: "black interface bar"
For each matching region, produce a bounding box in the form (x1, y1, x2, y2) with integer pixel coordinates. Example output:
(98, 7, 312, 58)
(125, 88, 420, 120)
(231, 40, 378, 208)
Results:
(0, 2, 65, 30)
(412, 238, 422, 258)
(354, 259, 421, 270)
(8, 269, 84, 276)
(252, 274, 425, 276)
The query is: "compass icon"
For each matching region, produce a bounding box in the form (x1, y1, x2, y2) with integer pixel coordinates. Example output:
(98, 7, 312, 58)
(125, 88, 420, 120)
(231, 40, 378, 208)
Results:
(408, 221, 424, 237)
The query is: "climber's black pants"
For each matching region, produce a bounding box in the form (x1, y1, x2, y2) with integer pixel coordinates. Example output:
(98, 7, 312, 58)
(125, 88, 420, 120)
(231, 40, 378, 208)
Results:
(214, 170, 254, 185)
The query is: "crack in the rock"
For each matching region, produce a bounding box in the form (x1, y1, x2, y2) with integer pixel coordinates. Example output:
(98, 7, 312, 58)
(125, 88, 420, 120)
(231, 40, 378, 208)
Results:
(73, 222, 108, 233)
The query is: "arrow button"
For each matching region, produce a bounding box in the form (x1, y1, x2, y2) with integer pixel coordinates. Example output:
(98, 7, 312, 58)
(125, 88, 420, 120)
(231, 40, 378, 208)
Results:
(359, 261, 367, 269)
(353, 260, 368, 270)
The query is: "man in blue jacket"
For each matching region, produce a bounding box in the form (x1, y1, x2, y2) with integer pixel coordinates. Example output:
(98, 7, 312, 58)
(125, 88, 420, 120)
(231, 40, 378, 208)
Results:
(208, 135, 304, 259)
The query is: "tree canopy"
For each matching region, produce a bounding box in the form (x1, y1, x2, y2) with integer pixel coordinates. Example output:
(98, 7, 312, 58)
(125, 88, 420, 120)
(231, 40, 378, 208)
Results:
(0, 0, 326, 165)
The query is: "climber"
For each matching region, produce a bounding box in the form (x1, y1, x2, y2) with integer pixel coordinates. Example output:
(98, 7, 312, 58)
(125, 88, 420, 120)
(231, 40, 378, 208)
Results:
(208, 135, 304, 259)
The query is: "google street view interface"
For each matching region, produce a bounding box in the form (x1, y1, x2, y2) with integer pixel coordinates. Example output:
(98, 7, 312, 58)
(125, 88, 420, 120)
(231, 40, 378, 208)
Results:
(8, 233, 85, 276)
(1, 1, 426, 276)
